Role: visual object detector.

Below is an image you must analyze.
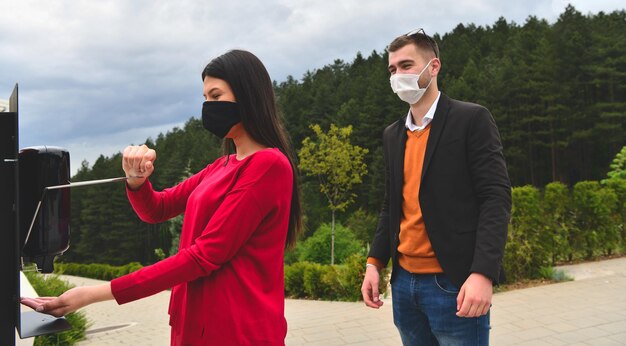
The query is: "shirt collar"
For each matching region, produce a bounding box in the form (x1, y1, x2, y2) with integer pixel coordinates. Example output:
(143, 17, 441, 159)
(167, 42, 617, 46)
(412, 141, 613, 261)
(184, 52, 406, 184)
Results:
(405, 91, 441, 131)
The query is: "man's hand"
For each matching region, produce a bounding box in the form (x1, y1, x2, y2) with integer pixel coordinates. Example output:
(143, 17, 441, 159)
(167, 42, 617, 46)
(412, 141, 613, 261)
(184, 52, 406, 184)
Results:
(21, 284, 113, 318)
(361, 265, 384, 309)
(456, 273, 492, 317)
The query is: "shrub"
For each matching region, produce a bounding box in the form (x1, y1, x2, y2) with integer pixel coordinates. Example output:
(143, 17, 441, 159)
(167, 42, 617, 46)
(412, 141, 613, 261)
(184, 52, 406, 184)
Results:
(336, 253, 387, 301)
(24, 272, 89, 345)
(595, 187, 620, 255)
(537, 266, 573, 282)
(320, 265, 343, 300)
(346, 208, 378, 246)
(54, 262, 144, 281)
(284, 262, 308, 298)
(572, 181, 618, 258)
(284, 253, 388, 301)
(602, 146, 626, 182)
(504, 186, 551, 281)
(165, 214, 183, 256)
(303, 263, 332, 299)
(122, 262, 144, 275)
(283, 245, 302, 265)
(298, 223, 364, 265)
(542, 182, 573, 263)
(603, 178, 626, 247)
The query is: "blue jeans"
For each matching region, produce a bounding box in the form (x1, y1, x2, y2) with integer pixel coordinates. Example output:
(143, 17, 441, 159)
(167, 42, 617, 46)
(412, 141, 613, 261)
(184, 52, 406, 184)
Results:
(391, 266, 490, 346)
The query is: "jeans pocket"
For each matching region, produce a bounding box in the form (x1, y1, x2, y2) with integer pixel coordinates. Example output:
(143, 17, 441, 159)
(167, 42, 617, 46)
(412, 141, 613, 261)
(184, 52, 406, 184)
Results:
(434, 274, 460, 294)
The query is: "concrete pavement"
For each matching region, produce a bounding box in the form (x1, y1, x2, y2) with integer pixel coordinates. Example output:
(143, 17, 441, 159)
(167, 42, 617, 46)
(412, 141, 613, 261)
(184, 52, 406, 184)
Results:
(33, 257, 626, 345)
(491, 258, 626, 345)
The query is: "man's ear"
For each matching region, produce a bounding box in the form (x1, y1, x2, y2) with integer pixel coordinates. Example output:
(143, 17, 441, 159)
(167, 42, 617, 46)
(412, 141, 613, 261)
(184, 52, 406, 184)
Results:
(430, 58, 441, 77)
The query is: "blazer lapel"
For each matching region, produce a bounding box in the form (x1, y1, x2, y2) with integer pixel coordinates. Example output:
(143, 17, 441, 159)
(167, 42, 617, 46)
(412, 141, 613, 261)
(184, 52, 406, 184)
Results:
(422, 93, 450, 180)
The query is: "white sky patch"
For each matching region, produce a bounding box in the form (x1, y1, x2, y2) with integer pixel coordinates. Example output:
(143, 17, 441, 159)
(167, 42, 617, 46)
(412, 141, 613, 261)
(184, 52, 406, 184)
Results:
(59, 120, 189, 176)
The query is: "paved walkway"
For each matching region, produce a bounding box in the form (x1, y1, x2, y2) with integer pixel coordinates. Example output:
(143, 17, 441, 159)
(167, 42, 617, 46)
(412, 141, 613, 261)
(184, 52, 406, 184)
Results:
(46, 257, 626, 345)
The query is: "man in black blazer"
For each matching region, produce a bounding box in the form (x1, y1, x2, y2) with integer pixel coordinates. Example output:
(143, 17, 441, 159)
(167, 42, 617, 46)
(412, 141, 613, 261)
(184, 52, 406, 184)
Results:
(361, 29, 511, 346)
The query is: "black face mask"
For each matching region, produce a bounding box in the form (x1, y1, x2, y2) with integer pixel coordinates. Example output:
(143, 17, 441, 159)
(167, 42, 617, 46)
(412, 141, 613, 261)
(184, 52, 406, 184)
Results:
(201, 101, 242, 138)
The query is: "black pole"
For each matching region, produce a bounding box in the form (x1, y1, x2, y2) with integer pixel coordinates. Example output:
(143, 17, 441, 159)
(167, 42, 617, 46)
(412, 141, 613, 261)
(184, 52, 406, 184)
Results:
(0, 87, 19, 346)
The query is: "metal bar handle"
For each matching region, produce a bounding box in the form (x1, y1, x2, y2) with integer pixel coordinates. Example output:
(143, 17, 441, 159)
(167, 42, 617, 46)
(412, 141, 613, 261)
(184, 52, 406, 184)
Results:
(22, 176, 143, 251)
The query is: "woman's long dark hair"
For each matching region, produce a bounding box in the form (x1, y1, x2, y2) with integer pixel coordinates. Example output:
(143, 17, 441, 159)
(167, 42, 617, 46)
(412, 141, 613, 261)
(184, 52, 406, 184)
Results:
(202, 50, 302, 249)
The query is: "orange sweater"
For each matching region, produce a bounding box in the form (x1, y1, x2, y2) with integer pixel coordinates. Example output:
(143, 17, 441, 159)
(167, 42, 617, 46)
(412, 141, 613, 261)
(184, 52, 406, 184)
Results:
(368, 127, 443, 273)
(397, 127, 442, 273)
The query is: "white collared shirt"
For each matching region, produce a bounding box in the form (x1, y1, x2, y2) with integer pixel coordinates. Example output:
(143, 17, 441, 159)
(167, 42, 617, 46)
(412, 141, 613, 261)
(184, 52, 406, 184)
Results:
(405, 92, 441, 131)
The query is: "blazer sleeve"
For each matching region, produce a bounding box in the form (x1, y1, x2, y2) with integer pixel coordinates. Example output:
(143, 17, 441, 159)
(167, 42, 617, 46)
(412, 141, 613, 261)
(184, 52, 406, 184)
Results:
(111, 155, 291, 303)
(367, 127, 393, 266)
(466, 107, 512, 282)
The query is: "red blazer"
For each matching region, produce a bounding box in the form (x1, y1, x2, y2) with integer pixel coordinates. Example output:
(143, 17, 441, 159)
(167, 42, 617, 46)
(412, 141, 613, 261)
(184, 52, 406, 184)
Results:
(111, 149, 292, 345)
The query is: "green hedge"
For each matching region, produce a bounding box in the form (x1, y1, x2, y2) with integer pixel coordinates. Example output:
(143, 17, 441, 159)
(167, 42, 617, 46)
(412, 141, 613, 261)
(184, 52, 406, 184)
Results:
(54, 262, 143, 281)
(504, 186, 547, 282)
(24, 272, 89, 345)
(52, 179, 625, 299)
(504, 179, 625, 281)
(56, 255, 383, 302)
(285, 253, 388, 301)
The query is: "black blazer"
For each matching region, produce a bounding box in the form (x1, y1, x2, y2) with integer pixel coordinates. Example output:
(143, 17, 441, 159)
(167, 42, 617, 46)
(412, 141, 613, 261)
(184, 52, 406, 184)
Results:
(368, 93, 512, 288)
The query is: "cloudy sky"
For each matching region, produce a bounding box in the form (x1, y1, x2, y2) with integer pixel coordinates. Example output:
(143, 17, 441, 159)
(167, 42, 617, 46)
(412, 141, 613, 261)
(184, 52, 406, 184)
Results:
(1, 0, 623, 176)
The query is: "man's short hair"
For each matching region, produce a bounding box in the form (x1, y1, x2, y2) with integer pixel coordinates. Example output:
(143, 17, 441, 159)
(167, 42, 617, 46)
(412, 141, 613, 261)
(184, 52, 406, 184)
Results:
(388, 28, 439, 59)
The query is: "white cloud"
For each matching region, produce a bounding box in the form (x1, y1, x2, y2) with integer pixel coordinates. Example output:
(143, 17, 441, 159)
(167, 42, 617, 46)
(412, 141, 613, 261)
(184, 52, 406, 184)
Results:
(61, 120, 188, 177)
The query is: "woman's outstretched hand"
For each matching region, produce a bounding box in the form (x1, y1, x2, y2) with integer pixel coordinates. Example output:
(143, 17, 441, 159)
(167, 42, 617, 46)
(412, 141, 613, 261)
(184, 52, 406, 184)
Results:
(21, 283, 114, 318)
(122, 144, 157, 190)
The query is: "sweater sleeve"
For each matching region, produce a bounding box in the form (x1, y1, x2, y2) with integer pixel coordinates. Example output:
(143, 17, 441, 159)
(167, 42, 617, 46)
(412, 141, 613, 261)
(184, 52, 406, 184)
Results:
(111, 153, 292, 304)
(127, 165, 211, 223)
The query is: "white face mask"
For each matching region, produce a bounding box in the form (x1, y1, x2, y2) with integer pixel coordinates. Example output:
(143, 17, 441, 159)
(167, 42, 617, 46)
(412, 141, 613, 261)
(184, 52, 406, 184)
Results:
(390, 59, 433, 105)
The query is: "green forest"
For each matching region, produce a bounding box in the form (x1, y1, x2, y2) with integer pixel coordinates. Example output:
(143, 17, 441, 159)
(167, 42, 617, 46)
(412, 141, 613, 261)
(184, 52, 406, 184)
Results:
(60, 6, 625, 266)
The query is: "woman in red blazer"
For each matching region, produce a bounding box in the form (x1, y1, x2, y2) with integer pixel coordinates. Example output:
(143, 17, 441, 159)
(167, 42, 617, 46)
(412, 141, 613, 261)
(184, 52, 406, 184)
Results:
(22, 50, 303, 346)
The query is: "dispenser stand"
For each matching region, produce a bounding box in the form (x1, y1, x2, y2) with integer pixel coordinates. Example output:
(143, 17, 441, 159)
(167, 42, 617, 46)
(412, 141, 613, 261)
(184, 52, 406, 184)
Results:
(1, 84, 71, 345)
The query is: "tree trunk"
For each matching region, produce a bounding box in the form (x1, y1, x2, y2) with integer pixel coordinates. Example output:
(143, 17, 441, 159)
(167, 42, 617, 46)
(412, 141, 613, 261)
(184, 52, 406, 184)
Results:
(550, 121, 558, 182)
(331, 210, 335, 265)
(527, 122, 535, 185)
